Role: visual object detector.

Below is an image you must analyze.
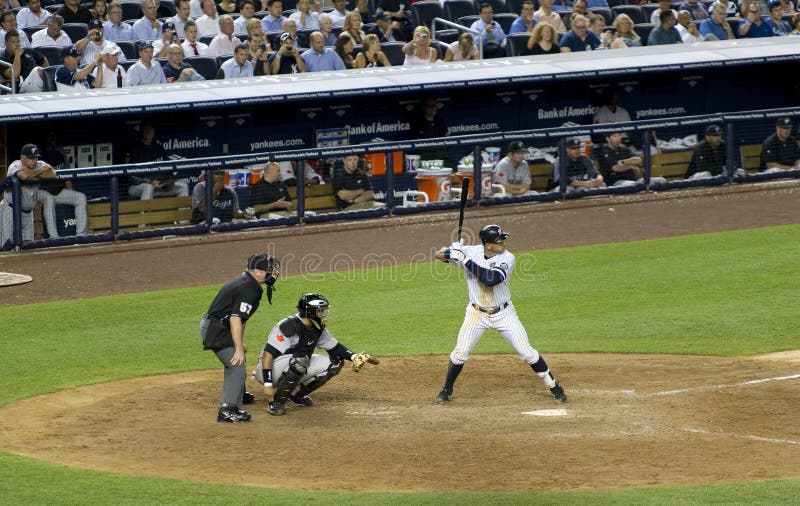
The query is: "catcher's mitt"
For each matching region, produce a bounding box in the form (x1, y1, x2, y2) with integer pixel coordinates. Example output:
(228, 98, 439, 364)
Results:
(351, 352, 380, 372)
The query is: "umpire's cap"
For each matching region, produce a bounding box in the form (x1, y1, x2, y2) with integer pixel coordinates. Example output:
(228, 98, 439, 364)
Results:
(247, 252, 278, 273)
(479, 224, 509, 244)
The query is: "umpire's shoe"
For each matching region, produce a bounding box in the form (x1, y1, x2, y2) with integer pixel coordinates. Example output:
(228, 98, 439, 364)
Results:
(242, 391, 255, 405)
(550, 383, 568, 403)
(288, 394, 314, 407)
(267, 400, 286, 416)
(435, 388, 452, 404)
(217, 404, 251, 423)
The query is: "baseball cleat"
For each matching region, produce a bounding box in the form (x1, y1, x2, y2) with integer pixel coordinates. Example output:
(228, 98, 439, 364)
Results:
(217, 404, 251, 423)
(242, 391, 255, 404)
(288, 394, 314, 407)
(267, 401, 286, 416)
(550, 383, 568, 403)
(435, 388, 452, 404)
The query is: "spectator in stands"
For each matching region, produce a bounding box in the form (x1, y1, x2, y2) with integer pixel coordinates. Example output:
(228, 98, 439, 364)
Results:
(651, 0, 679, 24)
(302, 31, 346, 71)
(779, 0, 796, 13)
(1, 144, 57, 244)
(167, 0, 192, 37)
(760, 117, 800, 172)
(282, 18, 307, 48)
(648, 9, 683, 45)
(559, 14, 600, 52)
(269, 31, 305, 73)
(369, 11, 402, 43)
(572, 0, 589, 17)
(261, 0, 286, 33)
(218, 42, 254, 78)
(593, 131, 647, 186)
(246, 18, 271, 54)
(524, 21, 560, 54)
(196, 0, 221, 38)
(15, 0, 50, 30)
(593, 89, 631, 125)
(470, 3, 506, 59)
(243, 32, 270, 76)
(353, 0, 372, 23)
(90, 0, 109, 22)
(92, 44, 127, 88)
(163, 43, 205, 82)
(679, 0, 710, 20)
(354, 33, 391, 66)
(676, 9, 705, 41)
(1, 30, 47, 93)
(191, 170, 244, 224)
(182, 20, 210, 56)
(234, 0, 256, 34)
(738, 2, 774, 37)
(493, 141, 533, 196)
(249, 162, 294, 219)
(58, 0, 93, 25)
(319, 13, 339, 45)
(332, 155, 383, 211)
(699, 4, 736, 39)
(126, 40, 167, 86)
(153, 21, 181, 57)
(792, 13, 800, 34)
(342, 11, 366, 44)
(330, 0, 349, 28)
(0, 12, 29, 51)
(710, 0, 739, 17)
(132, 0, 162, 42)
(766, 0, 792, 34)
(290, 0, 320, 30)
(510, 0, 537, 34)
(534, 0, 567, 33)
(611, 13, 641, 47)
(56, 46, 101, 90)
(127, 125, 190, 199)
(103, 3, 133, 42)
(553, 138, 605, 192)
(208, 15, 241, 56)
(31, 15, 71, 48)
(402, 25, 437, 65)
(335, 32, 355, 69)
(588, 13, 605, 40)
(685, 124, 727, 179)
(444, 32, 479, 61)
(76, 19, 124, 66)
(217, 0, 238, 16)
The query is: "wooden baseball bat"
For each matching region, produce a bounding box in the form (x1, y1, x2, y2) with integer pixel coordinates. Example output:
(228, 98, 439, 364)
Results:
(457, 177, 470, 243)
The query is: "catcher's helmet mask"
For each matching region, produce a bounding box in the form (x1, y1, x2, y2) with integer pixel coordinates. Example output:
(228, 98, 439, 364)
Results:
(298, 293, 330, 329)
(479, 224, 509, 244)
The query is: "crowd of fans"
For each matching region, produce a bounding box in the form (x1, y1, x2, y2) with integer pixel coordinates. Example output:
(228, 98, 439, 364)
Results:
(2, 0, 799, 92)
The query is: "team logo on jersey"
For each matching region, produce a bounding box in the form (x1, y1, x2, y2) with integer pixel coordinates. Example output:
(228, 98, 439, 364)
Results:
(276, 334, 285, 342)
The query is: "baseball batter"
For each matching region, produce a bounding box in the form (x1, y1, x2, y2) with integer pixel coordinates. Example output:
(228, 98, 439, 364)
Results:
(254, 293, 379, 416)
(433, 224, 567, 404)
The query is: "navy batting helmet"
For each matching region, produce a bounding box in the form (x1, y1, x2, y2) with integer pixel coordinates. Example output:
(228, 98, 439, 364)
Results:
(297, 293, 330, 327)
(479, 224, 509, 244)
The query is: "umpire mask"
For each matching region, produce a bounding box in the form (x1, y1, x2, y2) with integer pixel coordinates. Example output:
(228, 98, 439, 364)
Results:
(247, 253, 280, 304)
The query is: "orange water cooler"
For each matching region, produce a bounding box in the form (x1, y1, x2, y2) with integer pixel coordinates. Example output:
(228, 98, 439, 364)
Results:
(414, 168, 452, 202)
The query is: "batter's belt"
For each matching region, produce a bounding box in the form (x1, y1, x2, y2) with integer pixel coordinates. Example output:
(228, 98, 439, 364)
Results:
(471, 302, 509, 315)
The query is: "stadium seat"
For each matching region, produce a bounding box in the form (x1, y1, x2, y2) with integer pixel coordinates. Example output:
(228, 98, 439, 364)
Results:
(559, 10, 572, 30)
(158, 0, 177, 17)
(506, 32, 530, 56)
(37, 45, 66, 66)
(592, 7, 614, 27)
(605, 0, 625, 7)
(412, 1, 445, 28)
(640, 4, 659, 23)
(493, 12, 519, 32)
(282, 8, 297, 16)
(42, 65, 60, 92)
(457, 14, 480, 27)
(434, 28, 461, 43)
(476, 0, 511, 14)
(633, 23, 655, 45)
(445, 0, 476, 22)
(215, 54, 233, 70)
(282, 0, 297, 10)
(611, 5, 645, 25)
(23, 26, 41, 42)
(431, 40, 449, 59)
(199, 34, 215, 45)
(44, 4, 63, 13)
(380, 41, 405, 66)
(727, 17, 741, 34)
(120, 1, 142, 21)
(62, 23, 89, 43)
(186, 55, 219, 80)
(119, 60, 137, 71)
(117, 40, 137, 60)
(505, 0, 529, 14)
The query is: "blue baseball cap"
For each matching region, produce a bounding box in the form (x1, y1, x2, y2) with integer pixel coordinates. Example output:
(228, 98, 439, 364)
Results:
(60, 46, 81, 58)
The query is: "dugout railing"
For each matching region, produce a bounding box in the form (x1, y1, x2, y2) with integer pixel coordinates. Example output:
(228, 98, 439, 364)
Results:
(2, 106, 799, 251)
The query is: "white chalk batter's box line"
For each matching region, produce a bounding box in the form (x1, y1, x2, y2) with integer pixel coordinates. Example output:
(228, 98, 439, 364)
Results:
(684, 427, 800, 446)
(639, 373, 800, 398)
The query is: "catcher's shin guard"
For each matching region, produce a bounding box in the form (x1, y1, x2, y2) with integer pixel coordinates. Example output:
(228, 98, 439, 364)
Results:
(273, 356, 309, 403)
(294, 360, 343, 399)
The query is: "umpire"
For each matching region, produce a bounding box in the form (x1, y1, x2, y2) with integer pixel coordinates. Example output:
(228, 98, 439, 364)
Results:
(201, 252, 279, 423)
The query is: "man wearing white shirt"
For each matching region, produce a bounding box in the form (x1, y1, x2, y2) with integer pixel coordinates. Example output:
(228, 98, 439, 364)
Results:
(92, 45, 127, 88)
(0, 11, 30, 51)
(533, 0, 567, 32)
(166, 0, 192, 38)
(289, 0, 320, 30)
(103, 3, 133, 42)
(181, 20, 209, 56)
(195, 0, 221, 38)
(217, 43, 254, 78)
(132, 0, 162, 42)
(15, 0, 50, 30)
(30, 15, 71, 48)
(208, 15, 240, 56)
(189, 0, 203, 19)
(329, 0, 349, 28)
(234, 0, 256, 34)
(75, 19, 125, 66)
(126, 40, 167, 86)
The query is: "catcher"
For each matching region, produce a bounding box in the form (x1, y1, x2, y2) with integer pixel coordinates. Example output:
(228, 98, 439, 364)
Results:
(253, 293, 379, 416)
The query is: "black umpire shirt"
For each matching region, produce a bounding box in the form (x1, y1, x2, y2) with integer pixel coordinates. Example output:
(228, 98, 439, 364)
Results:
(250, 178, 292, 218)
(205, 272, 263, 325)
(686, 140, 726, 178)
(760, 133, 800, 171)
(594, 144, 636, 185)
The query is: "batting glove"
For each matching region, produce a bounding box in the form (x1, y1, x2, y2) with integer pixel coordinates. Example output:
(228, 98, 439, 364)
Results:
(449, 248, 466, 264)
(449, 241, 463, 250)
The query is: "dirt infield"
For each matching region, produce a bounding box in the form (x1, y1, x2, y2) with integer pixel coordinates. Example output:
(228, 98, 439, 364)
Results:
(0, 181, 799, 492)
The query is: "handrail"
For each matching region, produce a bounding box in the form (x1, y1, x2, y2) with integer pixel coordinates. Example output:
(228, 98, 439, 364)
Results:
(430, 17, 483, 60)
(0, 59, 16, 95)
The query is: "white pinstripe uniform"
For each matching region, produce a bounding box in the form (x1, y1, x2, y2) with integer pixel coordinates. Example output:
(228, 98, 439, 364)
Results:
(450, 244, 543, 368)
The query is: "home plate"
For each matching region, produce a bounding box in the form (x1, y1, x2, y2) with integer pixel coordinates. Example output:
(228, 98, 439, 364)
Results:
(522, 409, 568, 417)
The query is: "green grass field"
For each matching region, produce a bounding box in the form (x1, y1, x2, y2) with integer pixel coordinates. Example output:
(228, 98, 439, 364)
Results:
(2, 224, 799, 504)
